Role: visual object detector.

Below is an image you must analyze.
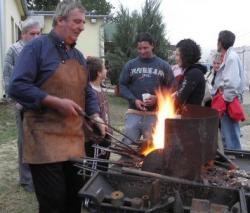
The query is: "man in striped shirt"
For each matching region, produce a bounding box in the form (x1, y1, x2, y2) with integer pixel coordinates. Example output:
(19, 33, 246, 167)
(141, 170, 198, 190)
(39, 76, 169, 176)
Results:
(3, 18, 41, 192)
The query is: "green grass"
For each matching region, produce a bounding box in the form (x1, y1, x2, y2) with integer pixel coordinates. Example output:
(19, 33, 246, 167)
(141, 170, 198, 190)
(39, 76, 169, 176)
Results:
(0, 102, 38, 212)
(0, 102, 17, 145)
(107, 94, 128, 131)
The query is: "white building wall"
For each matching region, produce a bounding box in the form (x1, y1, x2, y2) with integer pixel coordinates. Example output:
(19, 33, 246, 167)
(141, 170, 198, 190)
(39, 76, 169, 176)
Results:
(43, 16, 105, 58)
(0, 0, 23, 98)
(5, 0, 22, 51)
(79, 18, 105, 58)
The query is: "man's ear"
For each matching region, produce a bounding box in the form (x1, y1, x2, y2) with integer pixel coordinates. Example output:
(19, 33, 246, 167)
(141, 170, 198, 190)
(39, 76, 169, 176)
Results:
(97, 70, 102, 78)
(55, 16, 64, 26)
(151, 44, 155, 52)
(217, 41, 222, 51)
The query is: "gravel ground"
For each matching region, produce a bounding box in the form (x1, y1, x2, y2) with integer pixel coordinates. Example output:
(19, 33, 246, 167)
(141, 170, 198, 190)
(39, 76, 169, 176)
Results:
(240, 92, 250, 150)
(241, 126, 250, 150)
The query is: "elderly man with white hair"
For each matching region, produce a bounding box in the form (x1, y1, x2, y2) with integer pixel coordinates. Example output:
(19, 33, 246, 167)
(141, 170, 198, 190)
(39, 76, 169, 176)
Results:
(3, 17, 41, 192)
(3, 18, 41, 96)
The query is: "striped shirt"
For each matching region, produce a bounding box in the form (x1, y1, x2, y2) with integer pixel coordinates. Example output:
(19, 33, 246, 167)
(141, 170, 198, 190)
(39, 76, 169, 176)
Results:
(3, 40, 26, 96)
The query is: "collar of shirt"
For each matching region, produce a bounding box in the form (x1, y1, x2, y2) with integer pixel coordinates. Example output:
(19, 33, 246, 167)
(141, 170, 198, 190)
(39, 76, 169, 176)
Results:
(49, 30, 76, 50)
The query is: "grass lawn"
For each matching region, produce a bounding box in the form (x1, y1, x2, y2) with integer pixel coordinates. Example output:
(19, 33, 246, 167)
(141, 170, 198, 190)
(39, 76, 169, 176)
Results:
(0, 103, 17, 145)
(0, 95, 249, 212)
(107, 94, 127, 131)
(0, 102, 38, 212)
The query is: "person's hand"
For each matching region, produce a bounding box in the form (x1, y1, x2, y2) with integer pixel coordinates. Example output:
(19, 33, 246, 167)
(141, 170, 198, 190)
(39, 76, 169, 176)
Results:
(143, 95, 157, 107)
(90, 115, 106, 137)
(15, 103, 23, 111)
(41, 95, 82, 117)
(171, 91, 177, 98)
(135, 99, 146, 111)
(56, 98, 82, 117)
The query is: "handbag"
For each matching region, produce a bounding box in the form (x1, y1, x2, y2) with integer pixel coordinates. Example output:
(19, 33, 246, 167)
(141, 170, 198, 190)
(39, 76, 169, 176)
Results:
(227, 97, 246, 122)
(211, 91, 226, 117)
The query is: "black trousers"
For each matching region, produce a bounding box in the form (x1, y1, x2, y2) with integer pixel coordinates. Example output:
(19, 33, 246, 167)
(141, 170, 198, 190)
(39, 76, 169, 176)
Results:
(30, 161, 84, 213)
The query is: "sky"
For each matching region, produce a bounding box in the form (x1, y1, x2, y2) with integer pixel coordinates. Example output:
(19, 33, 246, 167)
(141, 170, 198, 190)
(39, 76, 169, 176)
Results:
(107, 0, 250, 59)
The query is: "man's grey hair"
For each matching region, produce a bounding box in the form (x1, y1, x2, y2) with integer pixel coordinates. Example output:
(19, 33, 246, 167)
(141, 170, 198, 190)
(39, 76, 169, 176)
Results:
(213, 52, 221, 62)
(52, 0, 86, 27)
(20, 18, 41, 33)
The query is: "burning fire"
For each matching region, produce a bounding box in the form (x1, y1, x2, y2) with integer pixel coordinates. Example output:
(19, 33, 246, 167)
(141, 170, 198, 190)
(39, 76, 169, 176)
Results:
(142, 90, 176, 156)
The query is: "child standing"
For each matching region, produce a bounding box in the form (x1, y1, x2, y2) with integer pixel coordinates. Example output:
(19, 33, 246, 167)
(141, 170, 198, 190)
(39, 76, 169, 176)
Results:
(85, 57, 111, 172)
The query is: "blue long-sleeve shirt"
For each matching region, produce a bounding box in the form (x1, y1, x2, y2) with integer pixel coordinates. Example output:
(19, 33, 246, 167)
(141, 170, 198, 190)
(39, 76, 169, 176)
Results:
(8, 31, 99, 115)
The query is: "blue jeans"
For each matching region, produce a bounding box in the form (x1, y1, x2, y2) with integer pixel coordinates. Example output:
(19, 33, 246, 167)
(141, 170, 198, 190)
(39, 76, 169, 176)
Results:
(220, 112, 241, 150)
(123, 113, 156, 144)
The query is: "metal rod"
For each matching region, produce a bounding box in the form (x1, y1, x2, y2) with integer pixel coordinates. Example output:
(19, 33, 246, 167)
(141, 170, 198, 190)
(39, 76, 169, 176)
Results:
(239, 188, 248, 213)
(106, 132, 139, 155)
(214, 160, 235, 170)
(121, 167, 200, 185)
(105, 138, 133, 153)
(216, 149, 238, 170)
(76, 163, 107, 172)
(80, 156, 136, 167)
(79, 111, 140, 145)
(74, 162, 122, 173)
(99, 136, 140, 158)
(74, 163, 101, 173)
(92, 144, 143, 160)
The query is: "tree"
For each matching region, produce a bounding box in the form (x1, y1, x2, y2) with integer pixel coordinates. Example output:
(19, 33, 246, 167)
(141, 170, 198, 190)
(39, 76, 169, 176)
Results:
(26, 0, 59, 11)
(81, 0, 113, 15)
(106, 0, 170, 84)
(26, 0, 113, 14)
(137, 0, 170, 60)
(106, 6, 139, 84)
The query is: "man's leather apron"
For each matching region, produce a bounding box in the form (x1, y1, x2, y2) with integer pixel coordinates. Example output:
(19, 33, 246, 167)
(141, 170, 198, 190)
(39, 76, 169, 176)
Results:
(22, 59, 87, 164)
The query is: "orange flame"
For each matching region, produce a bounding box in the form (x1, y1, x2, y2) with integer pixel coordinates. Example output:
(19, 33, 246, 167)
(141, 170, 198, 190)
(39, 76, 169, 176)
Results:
(142, 90, 176, 156)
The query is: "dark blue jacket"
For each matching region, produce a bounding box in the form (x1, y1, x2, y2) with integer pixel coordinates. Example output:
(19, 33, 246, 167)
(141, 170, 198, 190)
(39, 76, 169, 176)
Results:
(8, 31, 99, 115)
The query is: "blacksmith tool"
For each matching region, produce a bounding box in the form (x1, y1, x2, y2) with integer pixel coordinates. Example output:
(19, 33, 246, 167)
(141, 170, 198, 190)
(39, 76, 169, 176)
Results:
(78, 111, 140, 145)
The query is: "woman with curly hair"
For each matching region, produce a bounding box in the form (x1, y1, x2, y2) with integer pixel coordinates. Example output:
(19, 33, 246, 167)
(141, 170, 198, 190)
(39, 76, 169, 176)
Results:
(173, 39, 206, 111)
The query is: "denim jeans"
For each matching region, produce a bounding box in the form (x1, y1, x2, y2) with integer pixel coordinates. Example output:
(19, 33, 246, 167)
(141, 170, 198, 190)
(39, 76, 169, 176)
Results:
(123, 113, 157, 144)
(220, 112, 241, 150)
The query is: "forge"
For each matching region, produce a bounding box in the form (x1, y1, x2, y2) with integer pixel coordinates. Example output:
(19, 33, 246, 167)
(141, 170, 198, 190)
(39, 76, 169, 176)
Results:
(73, 104, 250, 212)
(142, 104, 219, 181)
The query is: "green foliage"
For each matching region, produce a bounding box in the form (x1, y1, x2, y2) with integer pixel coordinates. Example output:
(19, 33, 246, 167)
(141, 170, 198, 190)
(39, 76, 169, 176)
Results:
(105, 0, 170, 85)
(26, 0, 113, 14)
(26, 0, 59, 11)
(81, 0, 113, 15)
(106, 6, 138, 84)
(0, 103, 16, 145)
(137, 0, 170, 60)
